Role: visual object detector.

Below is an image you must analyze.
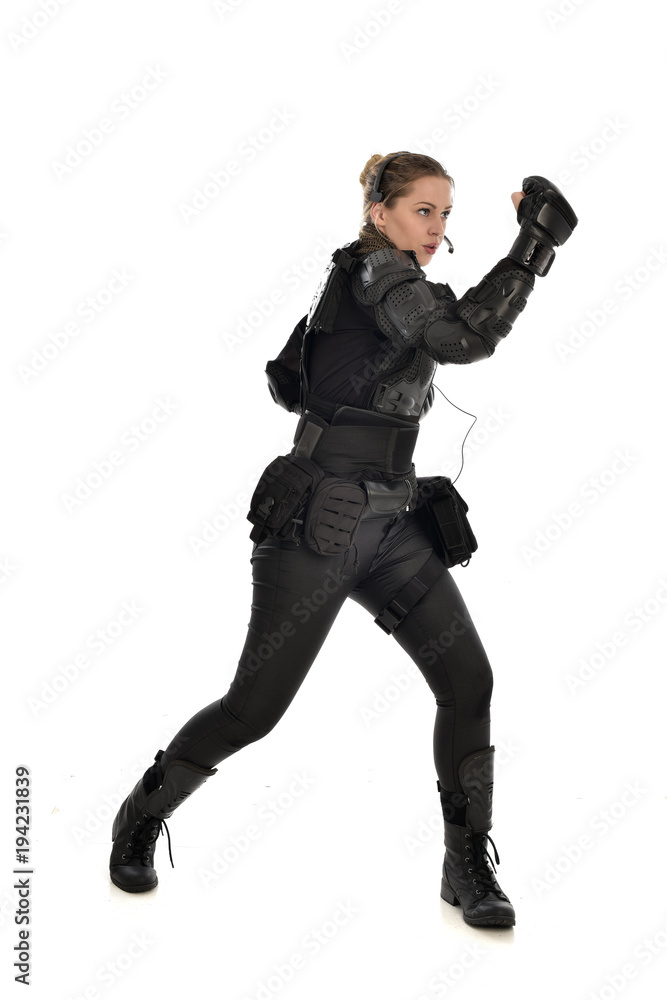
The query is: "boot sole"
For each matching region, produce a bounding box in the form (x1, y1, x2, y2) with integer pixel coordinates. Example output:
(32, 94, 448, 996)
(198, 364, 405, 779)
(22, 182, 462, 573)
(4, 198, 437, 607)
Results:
(110, 872, 158, 893)
(110, 809, 158, 893)
(440, 878, 515, 927)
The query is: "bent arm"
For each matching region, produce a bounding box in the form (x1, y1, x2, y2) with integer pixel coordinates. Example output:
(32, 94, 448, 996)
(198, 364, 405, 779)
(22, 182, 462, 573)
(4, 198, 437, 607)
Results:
(351, 248, 535, 365)
(265, 313, 307, 412)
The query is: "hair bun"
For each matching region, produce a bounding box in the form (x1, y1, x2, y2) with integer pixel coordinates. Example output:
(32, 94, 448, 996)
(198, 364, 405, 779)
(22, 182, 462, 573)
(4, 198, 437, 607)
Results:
(359, 153, 384, 188)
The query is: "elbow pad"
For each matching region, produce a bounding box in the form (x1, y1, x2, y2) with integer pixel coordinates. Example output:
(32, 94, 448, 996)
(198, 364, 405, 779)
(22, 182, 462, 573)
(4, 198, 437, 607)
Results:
(352, 247, 464, 356)
(435, 258, 535, 362)
(353, 248, 535, 364)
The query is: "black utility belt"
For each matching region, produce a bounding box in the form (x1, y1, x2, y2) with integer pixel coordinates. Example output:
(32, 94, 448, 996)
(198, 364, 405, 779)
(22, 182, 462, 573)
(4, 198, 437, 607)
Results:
(246, 454, 415, 556)
(247, 456, 478, 568)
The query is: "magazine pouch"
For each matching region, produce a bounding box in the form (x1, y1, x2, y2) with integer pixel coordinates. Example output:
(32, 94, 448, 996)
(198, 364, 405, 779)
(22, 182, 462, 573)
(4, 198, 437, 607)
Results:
(416, 476, 478, 568)
(247, 454, 325, 545)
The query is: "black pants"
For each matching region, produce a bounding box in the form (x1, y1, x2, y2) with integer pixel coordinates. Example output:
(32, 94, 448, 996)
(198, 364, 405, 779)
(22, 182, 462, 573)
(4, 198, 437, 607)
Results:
(161, 505, 493, 793)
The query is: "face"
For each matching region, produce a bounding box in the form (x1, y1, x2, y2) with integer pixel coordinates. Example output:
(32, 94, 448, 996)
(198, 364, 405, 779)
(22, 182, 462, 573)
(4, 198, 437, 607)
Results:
(370, 175, 453, 268)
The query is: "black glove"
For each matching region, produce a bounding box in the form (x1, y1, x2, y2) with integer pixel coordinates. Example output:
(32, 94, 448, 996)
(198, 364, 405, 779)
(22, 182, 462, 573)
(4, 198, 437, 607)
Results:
(509, 175, 578, 277)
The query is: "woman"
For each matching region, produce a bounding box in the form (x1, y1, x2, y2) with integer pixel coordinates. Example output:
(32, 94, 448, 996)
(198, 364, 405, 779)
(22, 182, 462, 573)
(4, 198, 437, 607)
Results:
(109, 151, 577, 928)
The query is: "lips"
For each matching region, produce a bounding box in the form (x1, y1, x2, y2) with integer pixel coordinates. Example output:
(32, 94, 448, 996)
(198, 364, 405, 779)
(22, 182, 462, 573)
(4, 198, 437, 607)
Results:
(423, 243, 438, 255)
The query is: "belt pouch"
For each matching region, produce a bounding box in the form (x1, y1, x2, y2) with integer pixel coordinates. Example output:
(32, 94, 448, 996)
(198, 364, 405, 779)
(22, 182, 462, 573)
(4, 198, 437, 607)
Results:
(363, 475, 413, 514)
(247, 454, 325, 544)
(417, 476, 478, 567)
(304, 480, 367, 556)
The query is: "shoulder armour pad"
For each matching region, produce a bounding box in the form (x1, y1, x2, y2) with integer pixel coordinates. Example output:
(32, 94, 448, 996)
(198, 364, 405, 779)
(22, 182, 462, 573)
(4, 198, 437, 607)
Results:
(356, 247, 424, 304)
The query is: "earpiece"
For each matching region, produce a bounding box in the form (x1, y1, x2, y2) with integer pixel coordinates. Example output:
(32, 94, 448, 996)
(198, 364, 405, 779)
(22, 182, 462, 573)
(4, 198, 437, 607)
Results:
(369, 151, 411, 202)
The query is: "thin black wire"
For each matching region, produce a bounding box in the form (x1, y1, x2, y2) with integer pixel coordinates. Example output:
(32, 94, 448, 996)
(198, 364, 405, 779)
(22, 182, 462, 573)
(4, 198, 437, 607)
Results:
(431, 382, 477, 486)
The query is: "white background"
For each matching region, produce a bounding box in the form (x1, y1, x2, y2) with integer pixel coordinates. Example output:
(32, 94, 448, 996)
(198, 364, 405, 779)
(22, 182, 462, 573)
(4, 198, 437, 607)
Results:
(2, 1, 666, 998)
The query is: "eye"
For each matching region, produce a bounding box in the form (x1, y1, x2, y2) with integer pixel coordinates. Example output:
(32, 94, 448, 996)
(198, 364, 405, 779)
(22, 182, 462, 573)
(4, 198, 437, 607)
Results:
(417, 208, 451, 218)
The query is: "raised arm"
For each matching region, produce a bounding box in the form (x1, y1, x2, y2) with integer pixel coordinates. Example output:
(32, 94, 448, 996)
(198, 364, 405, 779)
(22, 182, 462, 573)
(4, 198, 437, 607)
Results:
(351, 175, 578, 364)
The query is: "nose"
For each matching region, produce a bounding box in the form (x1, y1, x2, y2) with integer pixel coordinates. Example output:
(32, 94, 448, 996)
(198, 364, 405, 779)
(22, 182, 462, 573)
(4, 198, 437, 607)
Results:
(430, 216, 446, 239)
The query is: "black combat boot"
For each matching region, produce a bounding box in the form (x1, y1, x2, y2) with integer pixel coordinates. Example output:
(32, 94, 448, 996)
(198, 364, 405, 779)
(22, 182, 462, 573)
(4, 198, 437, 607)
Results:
(437, 746, 515, 927)
(109, 750, 217, 893)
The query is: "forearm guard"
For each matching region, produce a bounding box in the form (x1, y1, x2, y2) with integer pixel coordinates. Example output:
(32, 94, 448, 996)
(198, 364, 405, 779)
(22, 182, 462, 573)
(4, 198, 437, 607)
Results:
(352, 248, 535, 364)
(508, 174, 578, 276)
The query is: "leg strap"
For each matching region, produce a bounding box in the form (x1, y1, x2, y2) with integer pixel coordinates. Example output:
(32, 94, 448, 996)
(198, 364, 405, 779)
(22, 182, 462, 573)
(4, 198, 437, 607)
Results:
(374, 551, 445, 634)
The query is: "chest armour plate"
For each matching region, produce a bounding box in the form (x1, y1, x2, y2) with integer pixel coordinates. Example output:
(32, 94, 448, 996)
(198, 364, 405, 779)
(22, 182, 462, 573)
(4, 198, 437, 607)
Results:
(305, 244, 436, 419)
(369, 345, 436, 418)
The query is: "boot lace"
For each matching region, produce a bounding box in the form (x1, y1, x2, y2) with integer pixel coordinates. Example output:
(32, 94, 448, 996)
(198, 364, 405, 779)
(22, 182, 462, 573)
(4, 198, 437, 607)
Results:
(122, 814, 174, 869)
(464, 831, 504, 896)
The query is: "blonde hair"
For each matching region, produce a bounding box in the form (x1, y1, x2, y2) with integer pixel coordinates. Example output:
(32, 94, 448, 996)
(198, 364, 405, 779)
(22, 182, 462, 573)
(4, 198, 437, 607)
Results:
(359, 151, 455, 228)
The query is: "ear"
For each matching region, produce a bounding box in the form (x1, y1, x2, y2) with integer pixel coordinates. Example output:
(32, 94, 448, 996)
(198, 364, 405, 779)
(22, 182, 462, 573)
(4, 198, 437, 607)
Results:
(371, 203, 386, 228)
